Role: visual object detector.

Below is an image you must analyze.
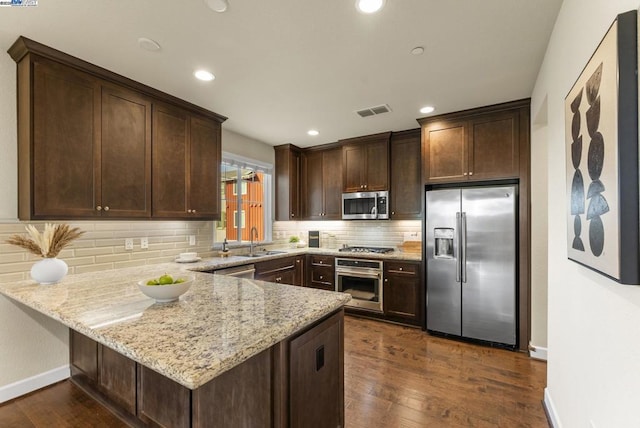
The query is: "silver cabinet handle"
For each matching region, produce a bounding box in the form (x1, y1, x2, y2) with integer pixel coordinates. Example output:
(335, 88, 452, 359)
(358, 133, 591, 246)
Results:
(469, 172, 473, 176)
(187, 209, 192, 213)
(96, 205, 102, 211)
(104, 206, 110, 211)
(192, 209, 197, 213)
(463, 172, 468, 176)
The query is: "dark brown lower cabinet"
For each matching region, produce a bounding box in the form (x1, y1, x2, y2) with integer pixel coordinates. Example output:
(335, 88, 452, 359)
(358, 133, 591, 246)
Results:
(255, 256, 302, 286)
(383, 261, 422, 326)
(69, 309, 344, 428)
(306, 255, 335, 291)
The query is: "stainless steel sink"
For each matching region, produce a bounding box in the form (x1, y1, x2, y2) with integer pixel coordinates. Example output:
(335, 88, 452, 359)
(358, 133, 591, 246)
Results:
(241, 250, 287, 258)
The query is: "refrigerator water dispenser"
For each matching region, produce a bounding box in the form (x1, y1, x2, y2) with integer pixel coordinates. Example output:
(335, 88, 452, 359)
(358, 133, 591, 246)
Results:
(434, 228, 454, 258)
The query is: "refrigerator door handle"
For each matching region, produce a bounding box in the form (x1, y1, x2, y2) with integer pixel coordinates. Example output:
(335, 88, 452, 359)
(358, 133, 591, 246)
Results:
(461, 212, 467, 283)
(455, 212, 461, 283)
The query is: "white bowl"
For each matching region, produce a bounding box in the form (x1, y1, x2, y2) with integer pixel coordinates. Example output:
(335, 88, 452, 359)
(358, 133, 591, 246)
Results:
(137, 275, 194, 303)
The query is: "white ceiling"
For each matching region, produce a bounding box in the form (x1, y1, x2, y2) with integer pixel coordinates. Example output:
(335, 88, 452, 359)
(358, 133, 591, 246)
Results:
(0, 0, 562, 148)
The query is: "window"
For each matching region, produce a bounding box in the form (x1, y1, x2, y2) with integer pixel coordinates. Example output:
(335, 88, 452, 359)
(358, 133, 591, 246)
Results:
(216, 153, 272, 245)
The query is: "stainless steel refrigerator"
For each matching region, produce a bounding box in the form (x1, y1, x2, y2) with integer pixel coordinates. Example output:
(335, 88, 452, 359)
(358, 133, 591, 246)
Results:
(425, 185, 517, 346)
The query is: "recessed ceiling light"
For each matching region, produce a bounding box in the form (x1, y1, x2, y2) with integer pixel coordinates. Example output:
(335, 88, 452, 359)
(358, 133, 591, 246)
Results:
(204, 0, 228, 12)
(356, 0, 385, 14)
(138, 37, 161, 52)
(420, 106, 435, 114)
(194, 70, 215, 81)
(411, 46, 425, 55)
(307, 130, 319, 136)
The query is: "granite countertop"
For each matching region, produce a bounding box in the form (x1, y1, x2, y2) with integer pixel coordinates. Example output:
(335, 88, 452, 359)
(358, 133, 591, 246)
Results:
(0, 264, 351, 390)
(187, 246, 422, 272)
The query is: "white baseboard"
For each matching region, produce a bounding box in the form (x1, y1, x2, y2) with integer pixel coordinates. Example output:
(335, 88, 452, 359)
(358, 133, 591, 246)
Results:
(543, 388, 561, 428)
(0, 365, 70, 404)
(529, 344, 548, 361)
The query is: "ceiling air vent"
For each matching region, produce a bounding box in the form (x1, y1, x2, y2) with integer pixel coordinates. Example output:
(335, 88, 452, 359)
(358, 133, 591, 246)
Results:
(356, 104, 392, 118)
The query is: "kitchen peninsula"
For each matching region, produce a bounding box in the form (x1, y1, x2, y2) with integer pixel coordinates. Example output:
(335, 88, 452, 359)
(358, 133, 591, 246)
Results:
(0, 264, 350, 427)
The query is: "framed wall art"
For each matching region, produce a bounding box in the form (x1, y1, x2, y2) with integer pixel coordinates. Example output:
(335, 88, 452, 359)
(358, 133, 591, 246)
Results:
(565, 10, 639, 284)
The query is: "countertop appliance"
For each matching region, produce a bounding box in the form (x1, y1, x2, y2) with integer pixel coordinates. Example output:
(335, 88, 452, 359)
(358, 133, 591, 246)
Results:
(342, 191, 389, 220)
(338, 246, 394, 254)
(425, 185, 517, 347)
(335, 257, 383, 312)
(212, 264, 256, 279)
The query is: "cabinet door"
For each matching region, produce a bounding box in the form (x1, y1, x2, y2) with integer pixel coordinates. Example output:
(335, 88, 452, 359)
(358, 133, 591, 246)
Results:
(364, 139, 389, 191)
(137, 365, 191, 428)
(322, 148, 343, 219)
(275, 145, 301, 221)
(152, 104, 189, 217)
(383, 261, 421, 325)
(342, 144, 365, 192)
(189, 115, 221, 218)
(99, 344, 136, 415)
(289, 311, 344, 428)
(32, 58, 101, 218)
(294, 256, 305, 286)
(70, 330, 98, 382)
(304, 151, 324, 220)
(423, 121, 468, 183)
(101, 85, 151, 217)
(468, 111, 520, 180)
(390, 130, 422, 219)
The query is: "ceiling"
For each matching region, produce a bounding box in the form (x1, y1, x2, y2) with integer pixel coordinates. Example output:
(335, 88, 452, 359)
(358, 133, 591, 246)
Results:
(0, 0, 562, 148)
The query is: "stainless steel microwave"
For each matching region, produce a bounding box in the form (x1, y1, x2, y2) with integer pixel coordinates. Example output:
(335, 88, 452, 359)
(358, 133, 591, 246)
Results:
(342, 191, 389, 220)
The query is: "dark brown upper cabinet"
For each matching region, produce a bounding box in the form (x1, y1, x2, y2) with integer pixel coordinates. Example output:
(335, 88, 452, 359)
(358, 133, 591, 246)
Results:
(389, 129, 422, 219)
(340, 132, 390, 192)
(419, 101, 526, 184)
(9, 36, 226, 220)
(303, 146, 342, 220)
(152, 104, 221, 219)
(274, 144, 302, 221)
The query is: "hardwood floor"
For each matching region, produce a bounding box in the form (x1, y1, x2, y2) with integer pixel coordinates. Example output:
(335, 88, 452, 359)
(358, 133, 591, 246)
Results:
(344, 316, 548, 427)
(0, 316, 547, 427)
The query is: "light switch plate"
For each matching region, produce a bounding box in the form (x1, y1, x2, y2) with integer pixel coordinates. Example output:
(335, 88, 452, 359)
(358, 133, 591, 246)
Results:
(141, 237, 148, 249)
(125, 238, 134, 251)
(403, 231, 420, 242)
(189, 235, 196, 246)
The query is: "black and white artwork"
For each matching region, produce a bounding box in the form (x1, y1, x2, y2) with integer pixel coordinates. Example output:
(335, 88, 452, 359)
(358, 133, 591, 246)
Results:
(565, 10, 640, 284)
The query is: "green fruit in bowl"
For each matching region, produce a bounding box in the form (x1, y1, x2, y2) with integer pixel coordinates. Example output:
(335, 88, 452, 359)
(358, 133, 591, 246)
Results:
(174, 278, 186, 283)
(158, 274, 174, 285)
(146, 279, 159, 286)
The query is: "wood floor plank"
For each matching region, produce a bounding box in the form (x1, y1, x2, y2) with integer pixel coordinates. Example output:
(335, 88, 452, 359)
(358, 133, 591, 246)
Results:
(0, 316, 547, 427)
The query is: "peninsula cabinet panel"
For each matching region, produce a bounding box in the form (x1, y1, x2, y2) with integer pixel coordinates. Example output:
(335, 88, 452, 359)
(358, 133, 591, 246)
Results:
(70, 330, 98, 382)
(192, 348, 272, 427)
(138, 365, 191, 428)
(390, 129, 422, 219)
(289, 310, 344, 428)
(30, 57, 101, 219)
(98, 345, 136, 415)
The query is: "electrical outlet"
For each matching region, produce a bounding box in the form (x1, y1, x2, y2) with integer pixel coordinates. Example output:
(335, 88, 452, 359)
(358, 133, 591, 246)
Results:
(125, 238, 134, 251)
(141, 237, 148, 249)
(403, 231, 420, 241)
(189, 235, 196, 246)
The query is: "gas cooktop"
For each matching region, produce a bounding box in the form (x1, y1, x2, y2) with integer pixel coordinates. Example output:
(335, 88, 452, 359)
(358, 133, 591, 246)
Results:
(338, 246, 395, 254)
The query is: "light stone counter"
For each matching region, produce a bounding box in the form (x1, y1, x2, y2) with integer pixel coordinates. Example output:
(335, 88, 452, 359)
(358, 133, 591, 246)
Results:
(0, 264, 350, 389)
(186, 246, 422, 273)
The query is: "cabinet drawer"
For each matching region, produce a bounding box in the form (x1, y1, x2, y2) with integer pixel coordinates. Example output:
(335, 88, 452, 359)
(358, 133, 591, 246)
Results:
(309, 255, 334, 268)
(255, 256, 297, 275)
(310, 268, 334, 290)
(385, 261, 419, 276)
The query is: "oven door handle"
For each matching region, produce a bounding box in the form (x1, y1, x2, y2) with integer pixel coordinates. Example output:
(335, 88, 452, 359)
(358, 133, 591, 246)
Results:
(336, 269, 380, 279)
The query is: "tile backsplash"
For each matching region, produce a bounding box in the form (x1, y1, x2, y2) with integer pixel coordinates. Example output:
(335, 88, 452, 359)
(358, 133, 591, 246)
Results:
(272, 220, 421, 249)
(0, 220, 215, 282)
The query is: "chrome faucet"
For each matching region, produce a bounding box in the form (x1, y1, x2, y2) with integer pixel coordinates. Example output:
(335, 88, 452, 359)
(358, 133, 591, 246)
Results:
(249, 226, 259, 256)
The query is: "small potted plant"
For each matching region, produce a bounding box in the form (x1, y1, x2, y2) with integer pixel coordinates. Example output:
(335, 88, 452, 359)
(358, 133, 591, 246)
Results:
(289, 235, 300, 248)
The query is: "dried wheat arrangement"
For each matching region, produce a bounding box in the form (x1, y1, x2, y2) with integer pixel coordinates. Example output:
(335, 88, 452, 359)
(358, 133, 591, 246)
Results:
(6, 223, 85, 258)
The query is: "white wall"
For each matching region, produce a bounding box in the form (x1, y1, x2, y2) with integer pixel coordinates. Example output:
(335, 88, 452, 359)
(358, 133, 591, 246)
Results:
(222, 128, 275, 167)
(531, 1, 640, 426)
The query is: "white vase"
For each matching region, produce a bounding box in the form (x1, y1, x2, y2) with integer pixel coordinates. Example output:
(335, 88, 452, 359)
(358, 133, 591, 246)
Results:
(30, 258, 68, 285)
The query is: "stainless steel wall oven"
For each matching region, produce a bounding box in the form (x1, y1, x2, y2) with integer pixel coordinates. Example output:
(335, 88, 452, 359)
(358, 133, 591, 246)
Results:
(335, 258, 383, 312)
